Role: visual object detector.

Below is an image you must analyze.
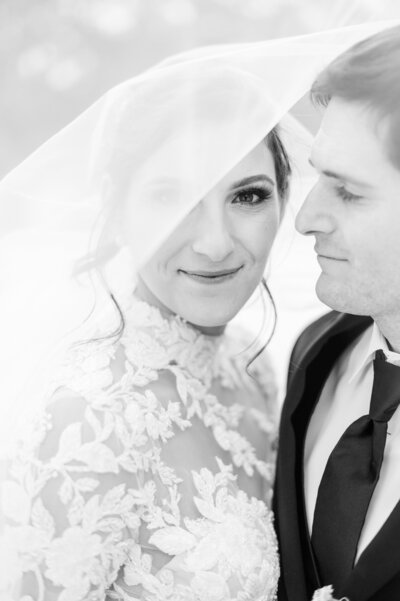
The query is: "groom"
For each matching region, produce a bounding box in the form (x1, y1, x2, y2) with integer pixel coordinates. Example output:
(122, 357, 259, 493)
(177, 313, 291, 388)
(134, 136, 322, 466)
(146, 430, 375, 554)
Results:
(275, 25, 400, 601)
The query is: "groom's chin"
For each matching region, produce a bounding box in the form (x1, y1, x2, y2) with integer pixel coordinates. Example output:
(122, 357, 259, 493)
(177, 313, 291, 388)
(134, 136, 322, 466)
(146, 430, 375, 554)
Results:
(315, 274, 350, 313)
(315, 275, 369, 316)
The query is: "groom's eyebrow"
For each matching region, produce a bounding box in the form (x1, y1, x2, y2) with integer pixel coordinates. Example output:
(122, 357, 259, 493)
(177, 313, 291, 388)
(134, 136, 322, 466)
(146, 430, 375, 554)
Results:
(308, 158, 371, 188)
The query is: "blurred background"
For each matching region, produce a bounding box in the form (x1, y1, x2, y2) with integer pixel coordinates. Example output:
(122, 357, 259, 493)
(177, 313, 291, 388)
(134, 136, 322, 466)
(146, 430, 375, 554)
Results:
(1, 0, 400, 402)
(2, 0, 400, 178)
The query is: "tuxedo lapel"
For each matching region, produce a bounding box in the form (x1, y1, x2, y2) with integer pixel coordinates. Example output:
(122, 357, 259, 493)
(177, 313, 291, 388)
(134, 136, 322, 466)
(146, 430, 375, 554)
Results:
(276, 312, 372, 601)
(287, 311, 345, 384)
(291, 314, 372, 590)
(285, 312, 368, 422)
(289, 313, 373, 423)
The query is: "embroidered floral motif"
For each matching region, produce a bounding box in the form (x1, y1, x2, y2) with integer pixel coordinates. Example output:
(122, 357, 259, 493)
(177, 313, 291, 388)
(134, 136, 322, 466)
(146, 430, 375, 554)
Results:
(1, 296, 279, 601)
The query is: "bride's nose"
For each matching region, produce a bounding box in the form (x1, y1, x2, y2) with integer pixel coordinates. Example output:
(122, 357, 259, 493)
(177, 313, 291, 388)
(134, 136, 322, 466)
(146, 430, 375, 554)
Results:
(191, 199, 235, 262)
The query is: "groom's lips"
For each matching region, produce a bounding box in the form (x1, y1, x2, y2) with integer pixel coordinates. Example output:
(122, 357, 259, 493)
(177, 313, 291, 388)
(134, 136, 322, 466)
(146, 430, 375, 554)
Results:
(318, 255, 347, 261)
(314, 246, 347, 261)
(178, 266, 243, 283)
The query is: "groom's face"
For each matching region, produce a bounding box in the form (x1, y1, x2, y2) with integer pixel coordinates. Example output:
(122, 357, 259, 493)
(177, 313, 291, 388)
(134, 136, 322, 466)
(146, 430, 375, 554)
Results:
(296, 97, 400, 319)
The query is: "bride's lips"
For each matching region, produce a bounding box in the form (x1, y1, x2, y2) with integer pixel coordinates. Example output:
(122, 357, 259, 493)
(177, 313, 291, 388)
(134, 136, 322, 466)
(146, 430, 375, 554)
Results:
(178, 266, 243, 284)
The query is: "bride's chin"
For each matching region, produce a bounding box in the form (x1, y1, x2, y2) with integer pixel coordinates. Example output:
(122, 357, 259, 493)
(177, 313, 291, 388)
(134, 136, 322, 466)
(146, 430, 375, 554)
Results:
(135, 274, 242, 333)
(182, 304, 236, 335)
(177, 288, 252, 332)
(189, 321, 226, 336)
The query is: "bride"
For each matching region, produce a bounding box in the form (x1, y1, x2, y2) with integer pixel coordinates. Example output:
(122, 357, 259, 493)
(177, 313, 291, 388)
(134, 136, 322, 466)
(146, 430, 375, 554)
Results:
(0, 24, 385, 601)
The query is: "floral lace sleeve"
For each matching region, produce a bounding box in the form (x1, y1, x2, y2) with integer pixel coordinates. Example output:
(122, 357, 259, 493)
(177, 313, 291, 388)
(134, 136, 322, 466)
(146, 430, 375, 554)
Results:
(1, 385, 148, 600)
(0, 328, 190, 601)
(1, 306, 280, 601)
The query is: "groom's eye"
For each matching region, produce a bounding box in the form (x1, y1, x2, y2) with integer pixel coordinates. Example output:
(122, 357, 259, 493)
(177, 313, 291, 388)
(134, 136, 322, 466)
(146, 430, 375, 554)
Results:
(335, 185, 363, 202)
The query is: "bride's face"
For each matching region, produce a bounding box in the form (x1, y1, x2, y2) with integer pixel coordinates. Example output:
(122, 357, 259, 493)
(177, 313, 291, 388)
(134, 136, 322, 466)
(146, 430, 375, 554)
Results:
(125, 141, 281, 334)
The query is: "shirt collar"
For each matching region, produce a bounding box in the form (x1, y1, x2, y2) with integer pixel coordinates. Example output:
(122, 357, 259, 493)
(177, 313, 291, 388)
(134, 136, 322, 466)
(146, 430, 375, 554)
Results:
(348, 322, 400, 383)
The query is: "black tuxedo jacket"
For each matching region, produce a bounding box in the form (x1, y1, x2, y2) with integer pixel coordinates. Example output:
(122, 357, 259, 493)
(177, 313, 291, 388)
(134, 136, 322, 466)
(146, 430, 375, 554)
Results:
(274, 311, 400, 601)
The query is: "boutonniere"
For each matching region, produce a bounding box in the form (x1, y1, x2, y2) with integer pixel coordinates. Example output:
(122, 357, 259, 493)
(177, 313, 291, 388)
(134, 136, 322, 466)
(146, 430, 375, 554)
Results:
(312, 585, 349, 601)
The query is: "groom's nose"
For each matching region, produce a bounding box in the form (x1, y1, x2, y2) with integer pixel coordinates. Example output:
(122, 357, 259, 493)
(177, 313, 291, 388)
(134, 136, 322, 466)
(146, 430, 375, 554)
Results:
(295, 179, 335, 236)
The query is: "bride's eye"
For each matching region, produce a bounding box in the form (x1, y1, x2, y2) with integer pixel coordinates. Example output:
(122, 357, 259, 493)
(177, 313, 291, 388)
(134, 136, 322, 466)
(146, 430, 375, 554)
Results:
(233, 187, 273, 206)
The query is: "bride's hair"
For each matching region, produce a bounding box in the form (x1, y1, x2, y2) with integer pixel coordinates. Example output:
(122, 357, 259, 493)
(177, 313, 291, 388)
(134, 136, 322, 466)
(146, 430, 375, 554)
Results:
(265, 127, 292, 203)
(311, 24, 400, 169)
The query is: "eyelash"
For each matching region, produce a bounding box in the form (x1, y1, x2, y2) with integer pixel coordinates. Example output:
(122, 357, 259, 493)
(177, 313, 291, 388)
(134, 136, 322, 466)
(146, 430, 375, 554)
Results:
(233, 186, 273, 206)
(335, 185, 363, 202)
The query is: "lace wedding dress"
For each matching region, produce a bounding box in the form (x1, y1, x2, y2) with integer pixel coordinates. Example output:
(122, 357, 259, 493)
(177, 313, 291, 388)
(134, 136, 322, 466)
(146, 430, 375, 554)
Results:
(2, 296, 280, 601)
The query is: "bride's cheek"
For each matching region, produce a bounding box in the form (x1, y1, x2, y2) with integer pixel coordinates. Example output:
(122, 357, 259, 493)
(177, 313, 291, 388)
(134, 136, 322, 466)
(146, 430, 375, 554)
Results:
(248, 218, 279, 264)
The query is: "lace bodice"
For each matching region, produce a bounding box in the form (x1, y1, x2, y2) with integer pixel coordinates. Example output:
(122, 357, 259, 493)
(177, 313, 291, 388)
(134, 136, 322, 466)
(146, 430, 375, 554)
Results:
(1, 296, 279, 601)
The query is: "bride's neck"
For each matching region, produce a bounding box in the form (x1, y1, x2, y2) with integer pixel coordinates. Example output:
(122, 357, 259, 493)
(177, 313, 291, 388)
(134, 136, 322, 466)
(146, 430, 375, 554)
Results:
(133, 277, 226, 336)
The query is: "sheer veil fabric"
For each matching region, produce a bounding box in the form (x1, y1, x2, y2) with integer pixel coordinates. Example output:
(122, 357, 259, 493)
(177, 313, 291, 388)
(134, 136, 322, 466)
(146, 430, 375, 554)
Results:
(0, 21, 396, 474)
(0, 22, 396, 435)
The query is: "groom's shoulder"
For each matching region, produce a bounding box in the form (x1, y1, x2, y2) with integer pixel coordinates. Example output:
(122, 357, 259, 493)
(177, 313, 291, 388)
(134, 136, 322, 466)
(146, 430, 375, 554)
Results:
(291, 310, 341, 362)
(290, 310, 371, 369)
(285, 311, 342, 391)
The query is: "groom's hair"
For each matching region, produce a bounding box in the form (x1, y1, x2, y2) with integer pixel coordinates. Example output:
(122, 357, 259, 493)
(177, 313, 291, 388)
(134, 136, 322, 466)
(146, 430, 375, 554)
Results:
(311, 25, 400, 169)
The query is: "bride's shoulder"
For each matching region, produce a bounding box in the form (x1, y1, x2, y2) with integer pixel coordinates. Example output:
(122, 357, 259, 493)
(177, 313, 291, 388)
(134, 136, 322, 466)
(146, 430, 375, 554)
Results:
(41, 304, 185, 424)
(55, 337, 116, 395)
(14, 329, 180, 470)
(9, 334, 116, 454)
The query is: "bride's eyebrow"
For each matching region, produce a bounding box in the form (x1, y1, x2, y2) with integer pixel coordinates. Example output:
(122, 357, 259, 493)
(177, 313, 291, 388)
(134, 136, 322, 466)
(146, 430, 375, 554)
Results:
(231, 174, 276, 189)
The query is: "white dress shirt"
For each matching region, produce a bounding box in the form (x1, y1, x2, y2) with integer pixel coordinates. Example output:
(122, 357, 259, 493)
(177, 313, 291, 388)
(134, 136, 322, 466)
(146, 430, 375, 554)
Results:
(304, 322, 400, 561)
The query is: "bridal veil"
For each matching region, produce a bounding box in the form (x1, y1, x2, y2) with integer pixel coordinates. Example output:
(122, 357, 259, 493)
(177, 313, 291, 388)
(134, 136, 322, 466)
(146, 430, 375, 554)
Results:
(0, 20, 396, 455)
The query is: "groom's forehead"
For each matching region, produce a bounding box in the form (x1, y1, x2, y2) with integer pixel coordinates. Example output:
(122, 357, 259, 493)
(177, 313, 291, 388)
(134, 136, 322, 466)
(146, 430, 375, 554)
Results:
(311, 98, 388, 171)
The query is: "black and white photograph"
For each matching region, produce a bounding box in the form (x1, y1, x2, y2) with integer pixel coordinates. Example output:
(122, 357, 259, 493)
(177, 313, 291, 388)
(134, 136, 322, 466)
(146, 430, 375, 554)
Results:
(1, 2, 400, 600)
